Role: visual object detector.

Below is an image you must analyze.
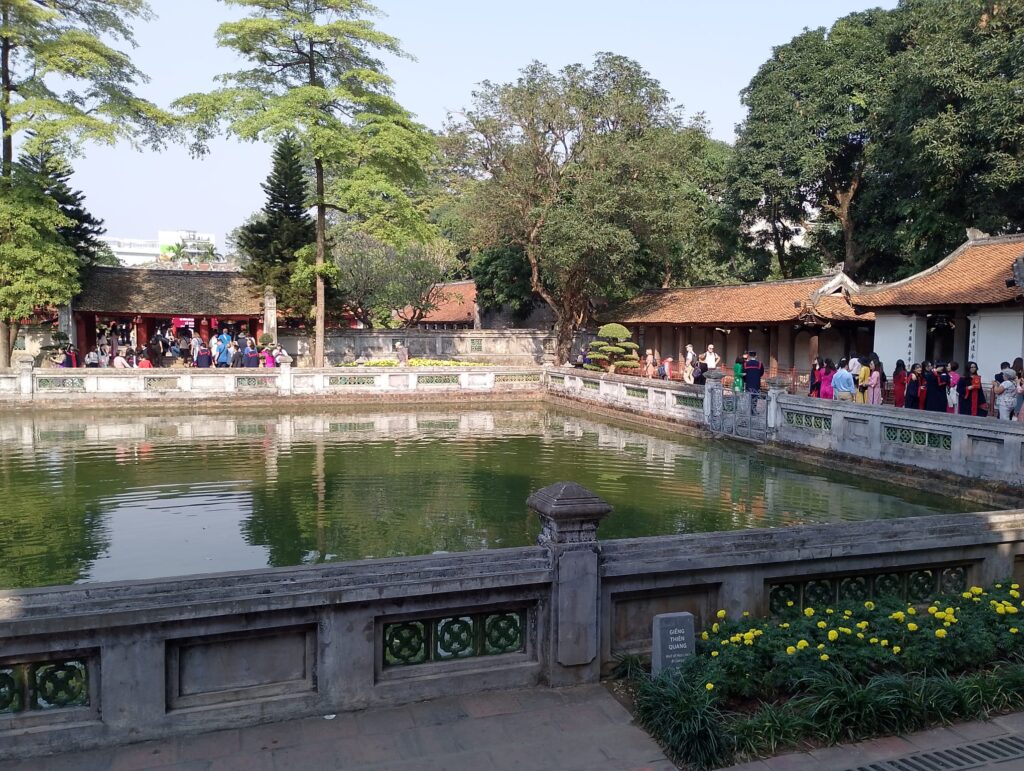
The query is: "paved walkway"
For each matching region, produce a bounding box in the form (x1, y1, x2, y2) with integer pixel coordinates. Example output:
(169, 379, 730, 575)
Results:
(724, 711, 1024, 770)
(0, 685, 673, 771)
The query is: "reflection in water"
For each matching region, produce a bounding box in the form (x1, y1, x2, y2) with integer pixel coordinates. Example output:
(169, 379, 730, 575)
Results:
(0, 407, 973, 589)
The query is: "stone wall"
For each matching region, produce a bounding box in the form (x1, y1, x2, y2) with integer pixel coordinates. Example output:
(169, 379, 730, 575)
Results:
(278, 329, 594, 367)
(2, 486, 1023, 760)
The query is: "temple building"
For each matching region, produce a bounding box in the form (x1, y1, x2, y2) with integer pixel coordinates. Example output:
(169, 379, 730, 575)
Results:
(615, 272, 874, 374)
(850, 232, 1024, 379)
(67, 266, 273, 352)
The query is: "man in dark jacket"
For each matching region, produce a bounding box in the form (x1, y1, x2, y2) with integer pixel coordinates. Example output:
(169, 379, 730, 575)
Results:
(743, 351, 765, 393)
(229, 343, 244, 368)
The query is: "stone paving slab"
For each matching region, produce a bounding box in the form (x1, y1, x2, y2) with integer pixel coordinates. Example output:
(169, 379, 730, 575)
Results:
(722, 712, 1024, 770)
(0, 685, 673, 771)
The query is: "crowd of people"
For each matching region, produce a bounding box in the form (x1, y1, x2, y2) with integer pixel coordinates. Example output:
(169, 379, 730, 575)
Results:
(807, 355, 1024, 421)
(54, 325, 289, 370)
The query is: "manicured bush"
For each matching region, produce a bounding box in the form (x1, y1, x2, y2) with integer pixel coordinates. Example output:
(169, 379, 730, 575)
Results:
(627, 582, 1024, 769)
(584, 323, 640, 373)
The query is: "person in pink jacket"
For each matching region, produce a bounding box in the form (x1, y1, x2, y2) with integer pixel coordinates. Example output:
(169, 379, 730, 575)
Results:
(867, 360, 882, 405)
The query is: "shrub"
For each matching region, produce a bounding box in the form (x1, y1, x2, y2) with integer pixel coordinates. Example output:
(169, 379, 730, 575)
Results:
(585, 323, 640, 373)
(627, 581, 1024, 768)
(259, 333, 275, 346)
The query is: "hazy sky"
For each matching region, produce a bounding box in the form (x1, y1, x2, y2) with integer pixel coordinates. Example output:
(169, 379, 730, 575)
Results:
(71, 0, 897, 247)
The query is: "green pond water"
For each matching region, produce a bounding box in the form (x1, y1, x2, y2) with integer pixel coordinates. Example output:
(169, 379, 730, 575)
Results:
(0, 405, 973, 590)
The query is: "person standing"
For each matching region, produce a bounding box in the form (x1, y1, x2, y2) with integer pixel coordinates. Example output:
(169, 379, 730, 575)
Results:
(216, 339, 231, 368)
(856, 357, 871, 404)
(396, 342, 410, 366)
(112, 350, 129, 368)
(229, 343, 244, 368)
(867, 360, 882, 405)
(832, 359, 856, 401)
(702, 344, 720, 371)
(892, 360, 907, 408)
(743, 351, 764, 393)
(820, 359, 836, 400)
(85, 347, 99, 368)
(957, 361, 987, 417)
(809, 357, 823, 398)
(732, 356, 745, 392)
(947, 362, 961, 413)
(904, 363, 922, 409)
(684, 344, 696, 370)
(994, 366, 1019, 421)
(195, 342, 213, 368)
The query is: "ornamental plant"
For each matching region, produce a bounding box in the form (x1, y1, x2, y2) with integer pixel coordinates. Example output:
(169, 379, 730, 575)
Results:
(584, 323, 640, 373)
(628, 581, 1024, 770)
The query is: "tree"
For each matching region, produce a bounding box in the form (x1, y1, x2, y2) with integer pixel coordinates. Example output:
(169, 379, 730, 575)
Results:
(331, 231, 457, 328)
(176, 0, 434, 367)
(731, 10, 899, 278)
(17, 144, 107, 268)
(470, 246, 538, 324)
(0, 178, 78, 359)
(235, 134, 315, 317)
(584, 323, 640, 373)
(0, 0, 170, 367)
(452, 54, 734, 363)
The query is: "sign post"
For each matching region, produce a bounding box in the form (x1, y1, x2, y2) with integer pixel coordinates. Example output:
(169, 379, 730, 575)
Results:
(651, 611, 696, 676)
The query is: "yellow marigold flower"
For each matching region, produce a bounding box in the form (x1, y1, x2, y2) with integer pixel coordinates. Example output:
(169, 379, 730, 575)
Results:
(935, 611, 946, 621)
(1013, 584, 1020, 590)
(870, 637, 879, 644)
(786, 646, 796, 655)
(970, 586, 984, 595)
(820, 654, 830, 661)
(817, 643, 825, 650)
(1011, 628, 1019, 635)
(797, 639, 809, 650)
(997, 606, 1007, 616)
(907, 607, 917, 615)
(744, 639, 754, 646)
(973, 597, 982, 602)
(881, 639, 889, 647)
(962, 592, 973, 599)
(928, 606, 938, 614)
(828, 630, 839, 642)
(944, 622, 952, 627)
(804, 607, 815, 617)
(780, 623, 790, 629)
(997, 584, 1004, 589)
(935, 628, 947, 639)
(706, 683, 714, 691)
(1008, 606, 1019, 615)
(786, 601, 794, 607)
(711, 651, 719, 657)
(720, 640, 729, 646)
(864, 601, 876, 611)
(907, 623, 919, 632)
(826, 609, 834, 615)
(843, 610, 853, 617)
(717, 609, 727, 619)
(890, 611, 905, 623)
(730, 635, 741, 643)
(701, 631, 709, 641)
(839, 627, 852, 635)
(743, 611, 750, 617)
(857, 621, 870, 630)
(893, 646, 901, 654)
(857, 633, 865, 639)
(816, 621, 827, 629)
(712, 623, 720, 633)
(944, 607, 955, 615)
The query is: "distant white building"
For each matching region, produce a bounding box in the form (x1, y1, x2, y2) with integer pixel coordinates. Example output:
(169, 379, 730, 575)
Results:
(100, 230, 218, 267)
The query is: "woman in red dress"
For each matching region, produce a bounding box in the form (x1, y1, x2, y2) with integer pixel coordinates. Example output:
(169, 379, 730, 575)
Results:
(892, 360, 907, 408)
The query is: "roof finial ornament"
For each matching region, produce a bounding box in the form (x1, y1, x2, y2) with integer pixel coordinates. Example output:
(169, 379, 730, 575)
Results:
(967, 227, 990, 242)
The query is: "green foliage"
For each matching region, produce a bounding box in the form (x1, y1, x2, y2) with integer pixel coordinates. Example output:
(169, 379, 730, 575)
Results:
(0, 179, 79, 344)
(258, 332, 274, 346)
(17, 144, 107, 268)
(733, 2, 1024, 280)
(597, 323, 632, 341)
(469, 246, 538, 324)
(629, 581, 1024, 768)
(586, 323, 640, 371)
(452, 53, 741, 363)
(0, 0, 171, 172)
(235, 134, 316, 317)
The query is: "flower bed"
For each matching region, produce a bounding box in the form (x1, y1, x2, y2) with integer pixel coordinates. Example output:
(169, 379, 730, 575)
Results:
(624, 582, 1024, 770)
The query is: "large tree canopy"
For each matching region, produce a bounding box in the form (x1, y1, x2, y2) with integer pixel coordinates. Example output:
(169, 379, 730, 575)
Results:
(176, 0, 435, 366)
(451, 53, 740, 363)
(0, 0, 169, 366)
(732, 0, 1024, 281)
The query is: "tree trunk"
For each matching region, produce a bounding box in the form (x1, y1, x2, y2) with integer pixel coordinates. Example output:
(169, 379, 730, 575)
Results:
(0, 320, 13, 369)
(824, 169, 863, 277)
(313, 157, 326, 368)
(554, 315, 575, 366)
(0, 9, 12, 178)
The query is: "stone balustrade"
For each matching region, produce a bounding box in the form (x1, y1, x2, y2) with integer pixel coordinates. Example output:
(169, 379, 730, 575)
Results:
(2, 480, 1023, 760)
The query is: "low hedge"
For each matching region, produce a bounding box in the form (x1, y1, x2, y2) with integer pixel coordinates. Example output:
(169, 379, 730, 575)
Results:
(627, 581, 1024, 769)
(337, 358, 490, 367)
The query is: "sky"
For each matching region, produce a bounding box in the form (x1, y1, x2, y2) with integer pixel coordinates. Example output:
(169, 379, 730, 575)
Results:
(70, 0, 898, 249)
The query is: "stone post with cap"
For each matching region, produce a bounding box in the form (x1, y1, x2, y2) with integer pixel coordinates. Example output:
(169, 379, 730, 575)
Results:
(527, 481, 612, 686)
(703, 368, 725, 431)
(764, 375, 790, 432)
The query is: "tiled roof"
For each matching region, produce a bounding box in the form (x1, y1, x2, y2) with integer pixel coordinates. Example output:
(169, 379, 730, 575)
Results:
(616, 276, 863, 326)
(852, 236, 1024, 308)
(74, 267, 264, 316)
(803, 293, 875, 323)
(418, 281, 477, 324)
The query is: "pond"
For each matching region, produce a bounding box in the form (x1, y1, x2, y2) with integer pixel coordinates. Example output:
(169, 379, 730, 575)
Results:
(0, 406, 974, 589)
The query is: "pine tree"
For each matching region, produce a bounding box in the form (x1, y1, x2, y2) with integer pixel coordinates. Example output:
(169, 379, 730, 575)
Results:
(236, 134, 316, 318)
(17, 145, 107, 268)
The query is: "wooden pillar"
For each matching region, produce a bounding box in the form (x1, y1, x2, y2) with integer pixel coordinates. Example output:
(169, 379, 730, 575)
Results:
(769, 326, 780, 373)
(809, 330, 820, 365)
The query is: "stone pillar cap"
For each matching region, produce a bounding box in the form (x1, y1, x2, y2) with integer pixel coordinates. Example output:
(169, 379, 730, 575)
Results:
(704, 369, 725, 380)
(527, 482, 612, 520)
